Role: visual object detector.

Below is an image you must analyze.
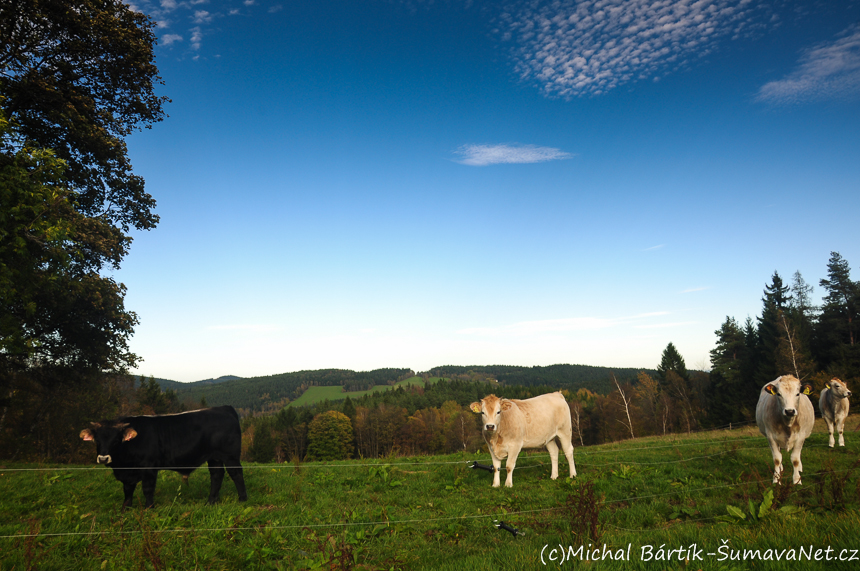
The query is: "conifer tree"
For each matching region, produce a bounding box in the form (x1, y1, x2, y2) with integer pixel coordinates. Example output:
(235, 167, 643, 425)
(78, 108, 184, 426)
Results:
(815, 252, 860, 375)
(755, 271, 791, 385)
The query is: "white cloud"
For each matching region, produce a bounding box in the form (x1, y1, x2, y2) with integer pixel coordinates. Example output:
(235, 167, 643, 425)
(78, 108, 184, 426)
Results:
(160, 0, 177, 10)
(244, 0, 255, 4)
(229, 8, 240, 15)
(193, 10, 212, 23)
(207, 324, 281, 333)
(269, 4, 283, 13)
(190, 26, 203, 50)
(161, 33, 183, 45)
(458, 312, 671, 337)
(498, 0, 771, 98)
(757, 25, 860, 104)
(454, 143, 572, 166)
(633, 321, 698, 329)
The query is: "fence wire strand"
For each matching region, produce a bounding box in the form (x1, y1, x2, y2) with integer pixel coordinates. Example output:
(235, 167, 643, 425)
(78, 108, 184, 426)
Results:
(1, 430, 855, 541)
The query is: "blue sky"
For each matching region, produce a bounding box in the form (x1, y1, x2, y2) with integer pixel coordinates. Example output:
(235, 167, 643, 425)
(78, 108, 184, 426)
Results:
(119, 0, 860, 382)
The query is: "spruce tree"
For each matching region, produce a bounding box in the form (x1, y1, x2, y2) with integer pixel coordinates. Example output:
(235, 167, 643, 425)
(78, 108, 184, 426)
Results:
(755, 271, 791, 385)
(815, 252, 860, 375)
(708, 317, 750, 423)
(657, 342, 688, 388)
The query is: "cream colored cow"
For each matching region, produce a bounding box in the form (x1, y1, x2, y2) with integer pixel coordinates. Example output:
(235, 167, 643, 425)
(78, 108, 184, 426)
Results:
(755, 375, 814, 484)
(820, 378, 851, 448)
(470, 392, 576, 488)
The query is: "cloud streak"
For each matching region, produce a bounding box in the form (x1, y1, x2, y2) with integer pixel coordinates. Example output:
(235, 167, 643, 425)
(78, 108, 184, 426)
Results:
(497, 0, 770, 98)
(455, 143, 572, 166)
(757, 25, 860, 104)
(458, 312, 671, 336)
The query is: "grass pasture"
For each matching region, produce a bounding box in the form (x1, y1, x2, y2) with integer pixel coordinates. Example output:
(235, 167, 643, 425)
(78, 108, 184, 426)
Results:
(2, 417, 860, 570)
(287, 376, 444, 408)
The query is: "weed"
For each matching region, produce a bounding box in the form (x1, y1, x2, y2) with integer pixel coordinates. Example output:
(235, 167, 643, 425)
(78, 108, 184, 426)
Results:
(368, 466, 402, 488)
(610, 464, 637, 480)
(717, 488, 802, 524)
(19, 519, 54, 571)
(565, 480, 601, 543)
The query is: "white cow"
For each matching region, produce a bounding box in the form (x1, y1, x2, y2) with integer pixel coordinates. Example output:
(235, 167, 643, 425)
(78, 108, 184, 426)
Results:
(470, 392, 576, 488)
(755, 375, 814, 484)
(820, 378, 851, 448)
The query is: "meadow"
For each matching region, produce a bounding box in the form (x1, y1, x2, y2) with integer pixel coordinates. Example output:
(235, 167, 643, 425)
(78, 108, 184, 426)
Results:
(2, 417, 859, 570)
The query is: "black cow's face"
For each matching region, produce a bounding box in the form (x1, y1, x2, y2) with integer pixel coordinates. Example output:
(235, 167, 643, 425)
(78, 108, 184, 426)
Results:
(79, 422, 138, 465)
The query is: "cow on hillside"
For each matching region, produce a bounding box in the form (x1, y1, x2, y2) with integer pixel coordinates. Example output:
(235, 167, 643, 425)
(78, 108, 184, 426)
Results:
(470, 392, 576, 488)
(80, 405, 248, 508)
(820, 378, 851, 448)
(755, 375, 814, 485)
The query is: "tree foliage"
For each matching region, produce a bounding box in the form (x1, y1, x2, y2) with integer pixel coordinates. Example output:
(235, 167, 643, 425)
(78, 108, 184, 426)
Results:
(0, 0, 167, 232)
(0, 0, 166, 461)
(0, 112, 138, 374)
(306, 410, 354, 461)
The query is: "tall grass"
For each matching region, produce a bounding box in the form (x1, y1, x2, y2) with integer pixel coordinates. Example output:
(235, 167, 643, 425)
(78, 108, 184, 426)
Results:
(2, 417, 859, 570)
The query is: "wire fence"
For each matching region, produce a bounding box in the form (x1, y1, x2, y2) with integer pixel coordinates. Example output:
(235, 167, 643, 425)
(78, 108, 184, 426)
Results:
(1, 425, 856, 541)
(0, 418, 767, 473)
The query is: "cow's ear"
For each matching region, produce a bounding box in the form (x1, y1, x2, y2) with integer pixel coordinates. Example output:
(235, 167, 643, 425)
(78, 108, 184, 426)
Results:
(469, 402, 482, 414)
(122, 427, 138, 442)
(802, 385, 813, 395)
(80, 429, 94, 442)
(765, 384, 777, 396)
(501, 401, 513, 411)
(825, 382, 831, 390)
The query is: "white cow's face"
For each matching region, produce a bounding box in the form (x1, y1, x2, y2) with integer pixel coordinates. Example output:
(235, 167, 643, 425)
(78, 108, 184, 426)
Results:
(469, 395, 510, 433)
(827, 378, 852, 399)
(765, 376, 811, 424)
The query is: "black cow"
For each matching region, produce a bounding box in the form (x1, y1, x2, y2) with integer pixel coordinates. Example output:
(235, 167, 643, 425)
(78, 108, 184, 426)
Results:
(80, 405, 248, 508)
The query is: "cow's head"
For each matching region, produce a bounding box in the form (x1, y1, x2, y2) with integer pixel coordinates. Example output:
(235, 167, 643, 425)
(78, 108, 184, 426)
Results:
(79, 421, 138, 465)
(469, 395, 513, 433)
(826, 378, 852, 399)
(764, 375, 811, 424)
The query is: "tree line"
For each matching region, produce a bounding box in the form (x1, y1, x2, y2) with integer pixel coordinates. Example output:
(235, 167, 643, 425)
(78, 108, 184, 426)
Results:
(239, 251, 859, 462)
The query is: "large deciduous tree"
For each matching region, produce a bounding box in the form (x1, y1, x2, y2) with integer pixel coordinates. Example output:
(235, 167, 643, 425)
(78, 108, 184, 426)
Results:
(306, 411, 354, 461)
(0, 0, 167, 232)
(0, 0, 166, 460)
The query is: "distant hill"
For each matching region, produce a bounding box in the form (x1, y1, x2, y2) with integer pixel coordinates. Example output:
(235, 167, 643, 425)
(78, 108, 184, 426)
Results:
(152, 364, 654, 415)
(143, 375, 242, 392)
(165, 368, 415, 414)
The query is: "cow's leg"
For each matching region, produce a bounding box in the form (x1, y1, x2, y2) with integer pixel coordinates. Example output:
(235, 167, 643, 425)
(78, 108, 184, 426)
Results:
(836, 411, 846, 447)
(790, 441, 805, 485)
(225, 458, 248, 501)
(556, 431, 577, 478)
(141, 470, 158, 508)
(504, 445, 522, 488)
(121, 480, 138, 508)
(768, 438, 783, 484)
(825, 415, 836, 448)
(490, 451, 502, 488)
(546, 439, 560, 480)
(208, 460, 226, 504)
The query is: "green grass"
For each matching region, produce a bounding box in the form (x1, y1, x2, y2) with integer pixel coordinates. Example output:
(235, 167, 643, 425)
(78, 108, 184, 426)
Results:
(288, 376, 444, 408)
(2, 417, 860, 570)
